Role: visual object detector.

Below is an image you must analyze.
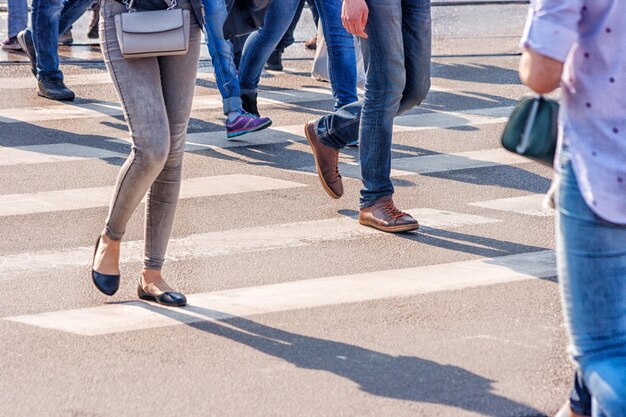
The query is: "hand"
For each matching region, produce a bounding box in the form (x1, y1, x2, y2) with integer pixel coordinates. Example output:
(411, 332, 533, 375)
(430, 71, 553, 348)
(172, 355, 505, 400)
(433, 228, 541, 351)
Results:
(342, 0, 369, 39)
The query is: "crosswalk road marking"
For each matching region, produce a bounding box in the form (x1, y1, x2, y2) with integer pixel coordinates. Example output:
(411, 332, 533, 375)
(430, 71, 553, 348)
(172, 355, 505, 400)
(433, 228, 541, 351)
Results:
(0, 87, 333, 123)
(0, 85, 447, 124)
(0, 144, 125, 166)
(0, 208, 499, 280)
(0, 175, 306, 217)
(183, 106, 514, 152)
(303, 148, 531, 179)
(469, 194, 554, 217)
(3, 250, 556, 336)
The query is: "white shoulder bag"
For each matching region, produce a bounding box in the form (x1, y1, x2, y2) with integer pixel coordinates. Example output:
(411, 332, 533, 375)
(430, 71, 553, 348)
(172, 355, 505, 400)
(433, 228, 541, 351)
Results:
(114, 0, 190, 59)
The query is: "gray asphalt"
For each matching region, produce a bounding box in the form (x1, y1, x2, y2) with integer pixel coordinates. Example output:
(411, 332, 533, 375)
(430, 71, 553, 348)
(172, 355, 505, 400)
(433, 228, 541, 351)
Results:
(0, 4, 572, 417)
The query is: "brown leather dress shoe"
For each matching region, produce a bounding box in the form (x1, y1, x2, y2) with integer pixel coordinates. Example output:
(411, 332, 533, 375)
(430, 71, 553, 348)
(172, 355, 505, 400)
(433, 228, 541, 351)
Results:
(359, 196, 419, 233)
(305, 36, 317, 50)
(304, 120, 343, 199)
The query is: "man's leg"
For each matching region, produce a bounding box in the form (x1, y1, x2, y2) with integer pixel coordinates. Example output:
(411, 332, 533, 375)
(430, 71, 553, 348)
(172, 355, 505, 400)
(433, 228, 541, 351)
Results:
(202, 0, 243, 114)
(31, 0, 64, 80)
(58, 0, 94, 37)
(315, 0, 358, 110)
(7, 0, 28, 39)
(266, 0, 306, 71)
(238, 0, 301, 110)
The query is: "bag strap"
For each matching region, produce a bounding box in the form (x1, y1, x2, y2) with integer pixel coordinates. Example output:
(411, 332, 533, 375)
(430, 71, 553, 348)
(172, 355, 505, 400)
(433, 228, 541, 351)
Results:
(123, 0, 178, 12)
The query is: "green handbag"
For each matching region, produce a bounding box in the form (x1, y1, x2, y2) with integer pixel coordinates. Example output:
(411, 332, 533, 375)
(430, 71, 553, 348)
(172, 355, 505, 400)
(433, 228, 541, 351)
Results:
(501, 96, 559, 166)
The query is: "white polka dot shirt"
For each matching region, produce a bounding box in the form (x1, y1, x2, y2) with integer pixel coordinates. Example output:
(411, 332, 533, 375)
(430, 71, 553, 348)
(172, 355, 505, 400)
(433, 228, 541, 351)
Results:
(521, 0, 626, 224)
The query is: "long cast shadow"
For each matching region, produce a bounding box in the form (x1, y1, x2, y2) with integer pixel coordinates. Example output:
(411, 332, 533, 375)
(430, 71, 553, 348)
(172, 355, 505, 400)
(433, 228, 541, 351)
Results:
(137, 302, 547, 417)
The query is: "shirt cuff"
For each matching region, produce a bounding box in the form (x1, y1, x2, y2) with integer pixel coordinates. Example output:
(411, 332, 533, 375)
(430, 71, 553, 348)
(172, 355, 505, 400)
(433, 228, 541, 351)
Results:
(520, 16, 578, 62)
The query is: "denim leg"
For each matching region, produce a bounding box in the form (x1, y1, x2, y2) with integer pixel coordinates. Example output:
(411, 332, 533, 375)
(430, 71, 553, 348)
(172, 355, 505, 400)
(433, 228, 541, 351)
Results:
(8, 0, 28, 38)
(356, 0, 407, 207)
(31, 0, 64, 79)
(31, 0, 93, 79)
(398, 0, 431, 114)
(238, 0, 301, 94)
(306, 0, 319, 25)
(557, 157, 626, 417)
(58, 0, 95, 36)
(202, 0, 242, 114)
(275, 0, 305, 52)
(315, 0, 358, 109)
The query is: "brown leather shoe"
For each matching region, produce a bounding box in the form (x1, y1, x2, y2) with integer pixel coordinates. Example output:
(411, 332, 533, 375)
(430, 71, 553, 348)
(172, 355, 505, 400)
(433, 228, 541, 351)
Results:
(359, 196, 419, 233)
(304, 36, 317, 50)
(304, 120, 343, 199)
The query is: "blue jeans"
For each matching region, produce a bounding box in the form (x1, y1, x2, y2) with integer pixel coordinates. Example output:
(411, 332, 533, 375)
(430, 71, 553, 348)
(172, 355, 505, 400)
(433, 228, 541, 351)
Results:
(202, 0, 242, 114)
(316, 0, 431, 207)
(31, 0, 94, 80)
(8, 0, 28, 38)
(238, 0, 358, 110)
(557, 150, 626, 417)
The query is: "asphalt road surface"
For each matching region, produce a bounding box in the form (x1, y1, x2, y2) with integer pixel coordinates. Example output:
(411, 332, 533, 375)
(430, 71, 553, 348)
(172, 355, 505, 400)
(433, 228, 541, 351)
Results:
(0, 4, 572, 417)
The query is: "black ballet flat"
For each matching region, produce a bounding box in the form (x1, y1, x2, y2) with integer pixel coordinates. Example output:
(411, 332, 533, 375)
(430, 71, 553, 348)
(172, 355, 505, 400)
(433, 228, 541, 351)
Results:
(90, 236, 120, 296)
(138, 284, 187, 307)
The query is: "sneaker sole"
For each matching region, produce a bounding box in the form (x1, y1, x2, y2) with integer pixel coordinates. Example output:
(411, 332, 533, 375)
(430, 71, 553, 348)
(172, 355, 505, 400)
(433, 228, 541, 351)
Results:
(304, 122, 341, 200)
(226, 119, 273, 139)
(359, 219, 420, 233)
(37, 89, 75, 101)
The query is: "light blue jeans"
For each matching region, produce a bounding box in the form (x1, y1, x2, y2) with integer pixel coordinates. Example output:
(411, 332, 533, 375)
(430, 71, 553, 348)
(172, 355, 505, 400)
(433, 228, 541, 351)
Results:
(201, 0, 242, 115)
(557, 148, 626, 417)
(8, 0, 28, 38)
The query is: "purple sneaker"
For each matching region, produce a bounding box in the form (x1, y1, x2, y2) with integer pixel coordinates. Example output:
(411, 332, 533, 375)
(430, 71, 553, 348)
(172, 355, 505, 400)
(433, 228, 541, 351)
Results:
(226, 112, 272, 139)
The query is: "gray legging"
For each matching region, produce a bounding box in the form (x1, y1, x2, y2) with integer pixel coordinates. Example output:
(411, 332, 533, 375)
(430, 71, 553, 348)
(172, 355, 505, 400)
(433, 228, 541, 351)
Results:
(99, 0, 202, 270)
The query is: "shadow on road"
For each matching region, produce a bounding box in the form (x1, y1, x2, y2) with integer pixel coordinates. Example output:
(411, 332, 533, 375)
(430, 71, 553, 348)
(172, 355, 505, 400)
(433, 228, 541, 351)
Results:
(137, 302, 547, 417)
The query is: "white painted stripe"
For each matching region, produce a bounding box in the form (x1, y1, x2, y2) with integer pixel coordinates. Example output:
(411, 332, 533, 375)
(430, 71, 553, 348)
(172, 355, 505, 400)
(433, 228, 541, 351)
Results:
(0, 87, 337, 124)
(0, 144, 125, 166)
(0, 175, 306, 216)
(183, 105, 514, 151)
(0, 86, 453, 124)
(469, 194, 554, 217)
(0, 71, 213, 90)
(303, 148, 531, 179)
(0, 208, 499, 279)
(3, 250, 556, 335)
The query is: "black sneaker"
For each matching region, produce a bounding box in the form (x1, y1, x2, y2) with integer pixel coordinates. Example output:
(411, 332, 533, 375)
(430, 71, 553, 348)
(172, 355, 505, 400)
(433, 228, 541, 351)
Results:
(17, 29, 37, 77)
(241, 92, 260, 117)
(37, 77, 75, 101)
(265, 50, 283, 71)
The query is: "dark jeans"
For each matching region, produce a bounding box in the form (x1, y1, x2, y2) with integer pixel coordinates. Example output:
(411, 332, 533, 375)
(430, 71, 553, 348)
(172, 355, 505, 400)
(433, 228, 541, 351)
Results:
(239, 0, 358, 110)
(31, 0, 94, 79)
(271, 0, 319, 54)
(316, 0, 431, 207)
(570, 370, 592, 416)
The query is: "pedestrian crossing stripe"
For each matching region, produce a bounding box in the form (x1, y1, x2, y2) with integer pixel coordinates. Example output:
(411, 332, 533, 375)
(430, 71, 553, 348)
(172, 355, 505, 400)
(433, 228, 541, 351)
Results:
(0, 208, 500, 280)
(3, 250, 556, 336)
(0, 175, 306, 217)
(0, 144, 125, 166)
(183, 105, 514, 152)
(468, 194, 554, 217)
(0, 85, 449, 124)
(301, 148, 531, 179)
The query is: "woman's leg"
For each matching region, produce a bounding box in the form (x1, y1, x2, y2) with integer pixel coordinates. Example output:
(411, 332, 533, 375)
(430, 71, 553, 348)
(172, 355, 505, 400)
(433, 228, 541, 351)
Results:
(557, 155, 626, 417)
(94, 0, 172, 275)
(141, 12, 203, 277)
(237, 0, 301, 95)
